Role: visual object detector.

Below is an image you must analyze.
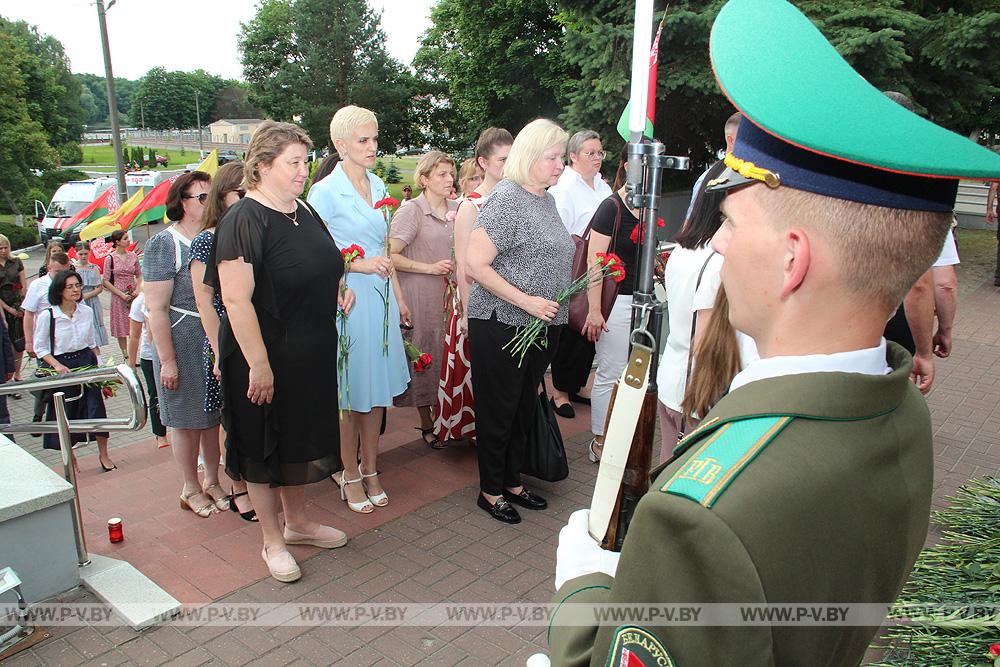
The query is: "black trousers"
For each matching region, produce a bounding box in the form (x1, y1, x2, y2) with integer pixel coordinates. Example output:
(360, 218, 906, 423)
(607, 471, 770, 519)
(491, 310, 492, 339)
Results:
(469, 316, 559, 496)
(883, 307, 916, 356)
(549, 324, 595, 394)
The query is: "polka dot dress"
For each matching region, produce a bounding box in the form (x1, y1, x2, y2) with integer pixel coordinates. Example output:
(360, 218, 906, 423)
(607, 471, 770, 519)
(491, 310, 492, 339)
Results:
(190, 231, 224, 413)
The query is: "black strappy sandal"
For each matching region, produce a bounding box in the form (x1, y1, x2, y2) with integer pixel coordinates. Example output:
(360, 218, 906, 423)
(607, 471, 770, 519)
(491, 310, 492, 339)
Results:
(416, 426, 446, 450)
(229, 492, 258, 522)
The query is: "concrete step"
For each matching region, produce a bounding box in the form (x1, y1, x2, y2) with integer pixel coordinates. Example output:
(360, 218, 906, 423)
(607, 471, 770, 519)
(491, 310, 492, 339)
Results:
(79, 554, 179, 629)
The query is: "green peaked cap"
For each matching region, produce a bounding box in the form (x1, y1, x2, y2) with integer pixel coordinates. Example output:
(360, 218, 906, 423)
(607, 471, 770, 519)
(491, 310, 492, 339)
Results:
(710, 0, 1000, 182)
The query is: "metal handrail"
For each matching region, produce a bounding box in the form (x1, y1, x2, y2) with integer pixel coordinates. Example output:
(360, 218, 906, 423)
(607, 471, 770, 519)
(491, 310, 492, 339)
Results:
(0, 364, 148, 567)
(0, 364, 147, 434)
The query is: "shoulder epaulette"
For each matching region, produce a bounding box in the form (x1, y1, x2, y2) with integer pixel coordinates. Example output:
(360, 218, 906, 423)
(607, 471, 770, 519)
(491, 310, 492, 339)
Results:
(661, 415, 793, 508)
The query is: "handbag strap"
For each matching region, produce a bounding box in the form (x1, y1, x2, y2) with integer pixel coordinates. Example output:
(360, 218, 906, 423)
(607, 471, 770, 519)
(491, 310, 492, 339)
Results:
(679, 250, 717, 436)
(580, 193, 623, 245)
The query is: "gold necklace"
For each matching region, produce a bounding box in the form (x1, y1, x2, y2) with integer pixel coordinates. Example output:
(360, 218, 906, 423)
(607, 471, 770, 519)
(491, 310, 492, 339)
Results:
(257, 189, 299, 225)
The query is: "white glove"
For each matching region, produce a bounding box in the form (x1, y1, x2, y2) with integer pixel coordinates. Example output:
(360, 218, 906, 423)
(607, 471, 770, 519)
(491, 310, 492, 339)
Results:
(554, 509, 621, 590)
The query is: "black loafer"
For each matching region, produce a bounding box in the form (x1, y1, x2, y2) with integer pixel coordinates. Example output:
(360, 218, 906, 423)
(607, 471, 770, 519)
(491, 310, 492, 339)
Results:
(478, 494, 521, 524)
(503, 488, 547, 510)
(550, 398, 575, 419)
(569, 393, 591, 406)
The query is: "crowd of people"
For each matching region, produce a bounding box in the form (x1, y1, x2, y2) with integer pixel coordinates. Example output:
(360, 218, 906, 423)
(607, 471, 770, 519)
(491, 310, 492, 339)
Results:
(0, 91, 976, 588)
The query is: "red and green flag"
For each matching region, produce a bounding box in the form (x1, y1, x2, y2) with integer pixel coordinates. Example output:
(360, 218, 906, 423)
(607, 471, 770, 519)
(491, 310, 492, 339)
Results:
(617, 12, 665, 142)
(61, 185, 119, 234)
(120, 175, 180, 230)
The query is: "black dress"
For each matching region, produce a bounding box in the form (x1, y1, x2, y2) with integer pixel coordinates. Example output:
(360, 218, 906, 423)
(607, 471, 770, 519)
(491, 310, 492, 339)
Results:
(207, 198, 343, 487)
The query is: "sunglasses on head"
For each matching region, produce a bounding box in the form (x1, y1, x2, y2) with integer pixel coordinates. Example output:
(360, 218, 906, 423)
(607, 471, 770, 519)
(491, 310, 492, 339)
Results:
(229, 188, 246, 199)
(183, 192, 210, 203)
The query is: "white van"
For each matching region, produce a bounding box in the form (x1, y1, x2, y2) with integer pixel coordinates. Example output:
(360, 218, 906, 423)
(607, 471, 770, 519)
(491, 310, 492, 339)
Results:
(35, 178, 117, 247)
(124, 171, 166, 199)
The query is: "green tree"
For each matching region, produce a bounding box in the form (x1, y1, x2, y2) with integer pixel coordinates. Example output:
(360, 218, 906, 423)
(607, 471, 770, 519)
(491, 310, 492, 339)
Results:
(0, 18, 84, 147)
(238, 0, 422, 151)
(413, 0, 569, 148)
(211, 83, 262, 121)
(556, 0, 1000, 183)
(131, 67, 225, 129)
(0, 30, 57, 214)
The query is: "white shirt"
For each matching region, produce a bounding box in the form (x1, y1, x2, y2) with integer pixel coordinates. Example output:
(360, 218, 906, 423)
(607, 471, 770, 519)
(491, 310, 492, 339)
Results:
(932, 228, 959, 267)
(33, 303, 97, 358)
(684, 166, 712, 222)
(548, 166, 613, 236)
(730, 339, 891, 393)
(22, 275, 54, 313)
(129, 293, 154, 361)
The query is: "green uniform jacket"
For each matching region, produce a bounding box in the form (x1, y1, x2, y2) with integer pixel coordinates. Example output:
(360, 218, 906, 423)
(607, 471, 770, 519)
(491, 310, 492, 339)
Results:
(549, 343, 931, 666)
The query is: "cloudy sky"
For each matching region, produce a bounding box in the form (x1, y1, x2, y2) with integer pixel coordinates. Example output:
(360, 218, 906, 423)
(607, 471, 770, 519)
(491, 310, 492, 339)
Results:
(1, 0, 436, 80)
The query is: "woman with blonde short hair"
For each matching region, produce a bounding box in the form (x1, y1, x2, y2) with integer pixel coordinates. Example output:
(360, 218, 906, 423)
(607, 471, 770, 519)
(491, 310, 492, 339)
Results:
(464, 119, 574, 523)
(389, 151, 458, 447)
(307, 106, 411, 515)
(207, 120, 354, 582)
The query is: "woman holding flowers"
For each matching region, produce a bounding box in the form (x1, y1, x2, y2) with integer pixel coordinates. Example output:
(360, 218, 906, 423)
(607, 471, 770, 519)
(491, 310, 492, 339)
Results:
(35, 269, 113, 470)
(307, 105, 410, 515)
(465, 119, 575, 524)
(390, 151, 458, 448)
(208, 121, 354, 583)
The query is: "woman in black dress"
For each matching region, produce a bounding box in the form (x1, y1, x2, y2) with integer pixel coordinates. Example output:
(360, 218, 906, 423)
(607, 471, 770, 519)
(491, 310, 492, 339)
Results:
(209, 121, 355, 583)
(0, 235, 26, 381)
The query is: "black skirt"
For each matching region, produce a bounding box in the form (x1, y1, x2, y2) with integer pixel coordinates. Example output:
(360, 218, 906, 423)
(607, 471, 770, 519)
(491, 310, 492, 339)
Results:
(42, 348, 109, 450)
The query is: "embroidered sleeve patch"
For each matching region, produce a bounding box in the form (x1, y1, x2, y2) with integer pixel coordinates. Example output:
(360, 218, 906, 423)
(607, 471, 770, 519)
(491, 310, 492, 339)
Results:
(661, 416, 793, 508)
(606, 626, 676, 667)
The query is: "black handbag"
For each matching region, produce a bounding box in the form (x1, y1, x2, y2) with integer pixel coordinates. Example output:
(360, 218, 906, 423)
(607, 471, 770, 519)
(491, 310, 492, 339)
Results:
(521, 388, 569, 482)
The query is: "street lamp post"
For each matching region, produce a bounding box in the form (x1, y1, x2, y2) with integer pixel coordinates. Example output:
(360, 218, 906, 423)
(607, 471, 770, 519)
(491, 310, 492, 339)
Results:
(96, 0, 126, 205)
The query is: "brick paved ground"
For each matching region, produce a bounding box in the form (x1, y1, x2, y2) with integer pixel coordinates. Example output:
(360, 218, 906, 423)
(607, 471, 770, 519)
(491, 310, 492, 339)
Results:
(5, 253, 1000, 665)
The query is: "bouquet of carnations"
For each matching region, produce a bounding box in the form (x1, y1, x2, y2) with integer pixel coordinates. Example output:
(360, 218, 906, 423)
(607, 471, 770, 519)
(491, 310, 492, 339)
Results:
(338, 244, 365, 418)
(35, 357, 121, 398)
(504, 252, 626, 367)
(374, 196, 399, 355)
(403, 340, 432, 373)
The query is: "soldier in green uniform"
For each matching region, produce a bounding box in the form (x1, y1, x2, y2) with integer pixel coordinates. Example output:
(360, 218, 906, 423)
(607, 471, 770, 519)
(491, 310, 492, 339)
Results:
(547, 0, 1000, 665)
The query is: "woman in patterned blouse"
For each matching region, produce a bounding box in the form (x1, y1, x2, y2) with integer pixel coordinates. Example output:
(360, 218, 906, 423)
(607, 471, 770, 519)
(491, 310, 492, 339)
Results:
(465, 119, 575, 524)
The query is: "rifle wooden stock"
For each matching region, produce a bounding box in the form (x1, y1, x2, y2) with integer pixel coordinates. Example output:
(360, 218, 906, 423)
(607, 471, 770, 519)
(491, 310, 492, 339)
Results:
(600, 390, 657, 551)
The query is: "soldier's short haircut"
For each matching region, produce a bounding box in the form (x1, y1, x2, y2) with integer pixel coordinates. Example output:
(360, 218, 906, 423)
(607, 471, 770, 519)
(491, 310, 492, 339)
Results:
(756, 185, 950, 310)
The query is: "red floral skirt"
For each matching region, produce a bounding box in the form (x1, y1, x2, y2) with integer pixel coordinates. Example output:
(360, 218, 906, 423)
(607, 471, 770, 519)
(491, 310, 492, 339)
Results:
(434, 294, 476, 442)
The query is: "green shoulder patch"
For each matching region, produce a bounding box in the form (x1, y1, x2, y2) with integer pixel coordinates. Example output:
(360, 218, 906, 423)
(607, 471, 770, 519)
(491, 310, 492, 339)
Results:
(606, 626, 676, 667)
(661, 416, 793, 508)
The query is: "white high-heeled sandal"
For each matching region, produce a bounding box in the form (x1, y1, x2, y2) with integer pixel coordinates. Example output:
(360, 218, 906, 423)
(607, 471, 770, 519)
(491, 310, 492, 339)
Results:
(333, 472, 374, 514)
(359, 464, 388, 507)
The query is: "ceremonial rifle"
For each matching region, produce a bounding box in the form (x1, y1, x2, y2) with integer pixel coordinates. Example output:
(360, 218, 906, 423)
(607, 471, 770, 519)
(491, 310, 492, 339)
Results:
(588, 0, 689, 551)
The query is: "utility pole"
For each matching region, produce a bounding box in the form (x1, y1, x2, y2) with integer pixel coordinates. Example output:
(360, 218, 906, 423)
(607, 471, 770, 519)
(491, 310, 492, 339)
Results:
(96, 0, 126, 205)
(195, 91, 203, 155)
(139, 101, 145, 131)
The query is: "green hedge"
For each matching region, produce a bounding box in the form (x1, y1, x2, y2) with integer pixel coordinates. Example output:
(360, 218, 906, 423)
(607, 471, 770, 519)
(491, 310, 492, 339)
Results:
(0, 221, 41, 250)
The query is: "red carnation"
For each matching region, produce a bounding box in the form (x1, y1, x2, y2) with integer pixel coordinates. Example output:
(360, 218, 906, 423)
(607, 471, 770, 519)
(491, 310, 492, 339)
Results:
(413, 352, 432, 372)
(630, 217, 665, 244)
(342, 244, 365, 264)
(990, 644, 1000, 657)
(374, 196, 399, 210)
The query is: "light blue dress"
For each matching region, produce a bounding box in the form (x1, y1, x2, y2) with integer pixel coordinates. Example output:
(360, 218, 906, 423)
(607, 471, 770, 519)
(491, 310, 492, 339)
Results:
(307, 163, 410, 412)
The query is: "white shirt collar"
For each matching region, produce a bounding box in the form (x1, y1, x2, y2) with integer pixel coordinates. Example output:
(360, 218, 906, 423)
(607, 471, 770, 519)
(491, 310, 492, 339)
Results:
(729, 339, 892, 393)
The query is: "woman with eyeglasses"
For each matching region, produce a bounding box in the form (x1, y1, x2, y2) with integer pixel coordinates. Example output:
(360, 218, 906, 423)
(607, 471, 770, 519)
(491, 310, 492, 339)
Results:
(144, 171, 225, 518)
(102, 229, 142, 360)
(188, 161, 256, 521)
(545, 129, 612, 420)
(35, 269, 114, 471)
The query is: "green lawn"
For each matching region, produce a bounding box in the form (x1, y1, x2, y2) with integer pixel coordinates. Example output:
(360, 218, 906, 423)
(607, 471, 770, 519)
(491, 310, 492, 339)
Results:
(76, 144, 197, 171)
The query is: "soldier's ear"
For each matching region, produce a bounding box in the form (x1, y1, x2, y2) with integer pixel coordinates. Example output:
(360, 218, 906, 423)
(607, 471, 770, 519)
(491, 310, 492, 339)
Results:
(780, 227, 810, 299)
